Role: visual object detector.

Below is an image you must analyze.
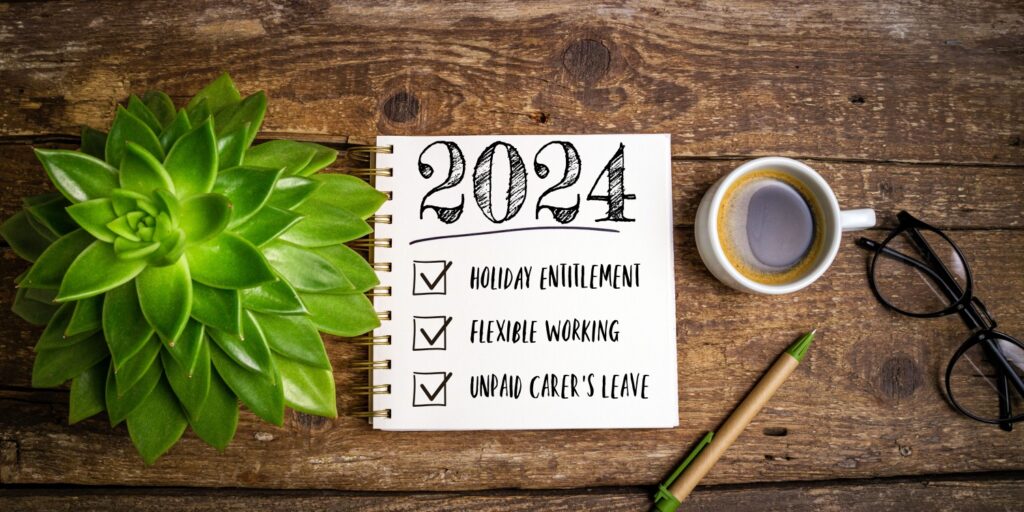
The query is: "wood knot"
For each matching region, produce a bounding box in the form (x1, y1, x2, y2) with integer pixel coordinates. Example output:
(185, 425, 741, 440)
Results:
(849, 94, 866, 105)
(878, 355, 922, 401)
(383, 91, 420, 123)
(562, 39, 611, 85)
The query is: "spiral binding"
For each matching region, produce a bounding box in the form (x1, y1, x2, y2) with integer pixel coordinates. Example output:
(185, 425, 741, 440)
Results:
(348, 145, 394, 420)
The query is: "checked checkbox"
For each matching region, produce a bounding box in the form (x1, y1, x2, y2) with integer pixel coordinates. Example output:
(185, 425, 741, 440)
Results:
(412, 260, 452, 296)
(413, 316, 452, 351)
(412, 372, 453, 407)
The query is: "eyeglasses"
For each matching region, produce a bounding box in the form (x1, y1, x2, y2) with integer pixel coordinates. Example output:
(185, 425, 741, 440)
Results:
(856, 211, 1024, 430)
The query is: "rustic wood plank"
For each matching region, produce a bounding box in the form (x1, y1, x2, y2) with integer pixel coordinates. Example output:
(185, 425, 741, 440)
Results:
(3, 143, 1022, 231)
(1, 475, 1023, 511)
(2, 226, 1022, 490)
(1, 0, 1022, 164)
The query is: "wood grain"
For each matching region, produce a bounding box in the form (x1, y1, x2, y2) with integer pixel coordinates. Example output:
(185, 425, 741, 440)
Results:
(3, 143, 1023, 230)
(2, 475, 1023, 511)
(2, 226, 1022, 490)
(0, 0, 1022, 164)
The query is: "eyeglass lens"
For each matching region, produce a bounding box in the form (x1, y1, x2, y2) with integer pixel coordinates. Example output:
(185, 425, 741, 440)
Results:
(949, 334, 1024, 423)
(872, 228, 968, 315)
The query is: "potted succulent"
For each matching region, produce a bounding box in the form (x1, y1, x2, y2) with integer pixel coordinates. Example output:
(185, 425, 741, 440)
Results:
(0, 74, 384, 464)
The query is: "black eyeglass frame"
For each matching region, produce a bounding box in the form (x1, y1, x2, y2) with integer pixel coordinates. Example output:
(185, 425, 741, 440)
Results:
(856, 211, 1024, 428)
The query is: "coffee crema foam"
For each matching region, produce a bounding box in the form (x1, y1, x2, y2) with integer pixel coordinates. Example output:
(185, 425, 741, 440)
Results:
(716, 170, 825, 285)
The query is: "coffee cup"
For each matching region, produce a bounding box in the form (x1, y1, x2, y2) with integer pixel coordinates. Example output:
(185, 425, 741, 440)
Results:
(695, 157, 875, 294)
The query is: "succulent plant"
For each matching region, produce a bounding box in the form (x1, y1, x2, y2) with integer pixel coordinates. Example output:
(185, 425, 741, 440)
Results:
(0, 74, 385, 464)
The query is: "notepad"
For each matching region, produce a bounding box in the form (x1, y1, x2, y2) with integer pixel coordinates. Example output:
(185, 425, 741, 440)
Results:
(367, 134, 677, 430)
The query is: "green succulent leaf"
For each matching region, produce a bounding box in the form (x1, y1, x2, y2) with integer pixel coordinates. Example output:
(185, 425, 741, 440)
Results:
(66, 198, 118, 242)
(137, 258, 192, 341)
(162, 319, 206, 374)
(190, 282, 241, 335)
(276, 355, 337, 418)
(159, 110, 192, 152)
(232, 206, 302, 247)
(302, 292, 380, 337)
(106, 106, 165, 168)
(114, 334, 162, 396)
(58, 241, 143, 301)
(239, 278, 307, 315)
(27, 196, 77, 235)
(0, 211, 50, 262)
(208, 311, 272, 375)
(213, 166, 282, 227)
(216, 123, 250, 169)
(34, 148, 119, 203)
(32, 331, 107, 388)
(186, 232, 276, 289)
(244, 140, 317, 176)
(103, 280, 156, 368)
(210, 341, 283, 426)
(214, 91, 266, 148)
(69, 359, 108, 424)
(180, 193, 231, 244)
(252, 312, 330, 370)
(189, 369, 238, 451)
(12, 287, 60, 326)
(187, 73, 242, 116)
(66, 294, 103, 337)
(126, 377, 188, 465)
(21, 229, 94, 289)
(81, 127, 108, 159)
(25, 210, 58, 242)
(296, 143, 338, 176)
(127, 95, 164, 134)
(120, 142, 176, 196)
(105, 358, 161, 426)
(310, 174, 388, 219)
(142, 91, 177, 129)
(187, 98, 213, 126)
(36, 302, 95, 351)
(262, 240, 352, 292)
(58, 241, 148, 302)
(279, 200, 371, 247)
(268, 176, 321, 210)
(314, 245, 379, 293)
(162, 340, 211, 421)
(165, 120, 217, 197)
(113, 238, 161, 260)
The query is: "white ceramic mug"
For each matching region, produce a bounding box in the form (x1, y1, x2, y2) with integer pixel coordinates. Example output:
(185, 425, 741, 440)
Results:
(694, 157, 875, 294)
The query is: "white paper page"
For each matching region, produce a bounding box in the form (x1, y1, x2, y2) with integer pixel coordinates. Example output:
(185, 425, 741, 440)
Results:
(370, 134, 677, 430)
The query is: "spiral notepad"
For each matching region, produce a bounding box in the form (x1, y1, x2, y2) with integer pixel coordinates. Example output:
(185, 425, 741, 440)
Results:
(355, 134, 677, 430)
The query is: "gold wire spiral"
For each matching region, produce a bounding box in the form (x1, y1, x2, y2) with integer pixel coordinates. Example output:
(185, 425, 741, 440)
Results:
(350, 409, 391, 418)
(347, 334, 392, 346)
(349, 238, 392, 249)
(351, 146, 394, 420)
(340, 167, 393, 177)
(351, 384, 391, 396)
(347, 145, 393, 162)
(351, 359, 391, 371)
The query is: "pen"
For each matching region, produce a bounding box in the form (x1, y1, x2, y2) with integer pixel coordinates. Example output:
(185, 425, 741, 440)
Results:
(653, 330, 816, 511)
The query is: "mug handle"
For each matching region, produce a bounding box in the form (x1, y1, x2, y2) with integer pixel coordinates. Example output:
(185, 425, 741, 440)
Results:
(840, 208, 876, 231)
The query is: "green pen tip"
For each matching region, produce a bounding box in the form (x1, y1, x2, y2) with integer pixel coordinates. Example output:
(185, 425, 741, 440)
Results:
(785, 329, 816, 362)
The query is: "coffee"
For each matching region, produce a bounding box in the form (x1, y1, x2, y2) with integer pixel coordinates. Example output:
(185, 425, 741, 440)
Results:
(716, 170, 825, 285)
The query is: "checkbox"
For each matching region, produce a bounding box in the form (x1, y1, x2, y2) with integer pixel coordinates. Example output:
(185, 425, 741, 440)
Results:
(412, 260, 452, 296)
(412, 372, 453, 407)
(413, 316, 452, 351)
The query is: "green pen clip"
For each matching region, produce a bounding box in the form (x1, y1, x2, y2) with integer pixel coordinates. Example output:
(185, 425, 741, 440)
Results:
(653, 431, 714, 512)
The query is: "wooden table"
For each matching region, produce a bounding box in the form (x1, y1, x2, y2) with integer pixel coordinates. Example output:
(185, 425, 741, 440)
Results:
(1, 1, 1022, 510)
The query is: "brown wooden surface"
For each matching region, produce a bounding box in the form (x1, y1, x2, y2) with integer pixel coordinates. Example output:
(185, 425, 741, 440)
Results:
(1, 0, 1023, 509)
(2, 474, 1022, 511)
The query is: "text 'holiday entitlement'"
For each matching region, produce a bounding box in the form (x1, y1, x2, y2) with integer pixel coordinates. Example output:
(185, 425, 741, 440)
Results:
(370, 134, 678, 430)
